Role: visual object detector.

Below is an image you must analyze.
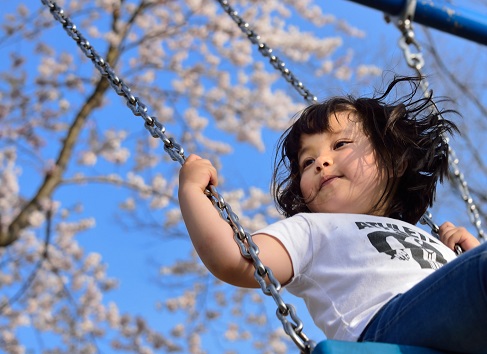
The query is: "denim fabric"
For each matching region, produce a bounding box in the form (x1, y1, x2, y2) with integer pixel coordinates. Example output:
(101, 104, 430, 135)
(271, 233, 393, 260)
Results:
(359, 242, 487, 353)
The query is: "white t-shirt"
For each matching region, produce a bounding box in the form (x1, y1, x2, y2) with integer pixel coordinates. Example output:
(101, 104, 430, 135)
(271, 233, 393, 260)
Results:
(253, 213, 457, 341)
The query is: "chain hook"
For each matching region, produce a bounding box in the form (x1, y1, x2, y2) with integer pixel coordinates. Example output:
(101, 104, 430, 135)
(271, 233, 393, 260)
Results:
(385, 0, 424, 72)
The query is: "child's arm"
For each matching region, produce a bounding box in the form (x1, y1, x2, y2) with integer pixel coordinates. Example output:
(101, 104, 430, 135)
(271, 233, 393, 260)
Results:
(438, 221, 480, 252)
(178, 154, 293, 288)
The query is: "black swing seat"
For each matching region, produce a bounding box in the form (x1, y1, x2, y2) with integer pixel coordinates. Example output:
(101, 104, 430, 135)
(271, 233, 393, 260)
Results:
(313, 340, 448, 354)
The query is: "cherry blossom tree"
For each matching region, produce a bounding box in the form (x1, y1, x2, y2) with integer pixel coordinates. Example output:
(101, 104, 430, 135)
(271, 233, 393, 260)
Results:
(0, 0, 485, 353)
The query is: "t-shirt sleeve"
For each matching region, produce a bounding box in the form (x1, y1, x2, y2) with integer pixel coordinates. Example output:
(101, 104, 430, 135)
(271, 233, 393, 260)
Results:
(252, 214, 314, 281)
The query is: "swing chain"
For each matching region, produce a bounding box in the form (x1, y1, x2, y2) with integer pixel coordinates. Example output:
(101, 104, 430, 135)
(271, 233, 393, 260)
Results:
(390, 3, 485, 242)
(448, 146, 485, 240)
(40, 0, 186, 165)
(398, 29, 425, 73)
(205, 186, 316, 353)
(215, 0, 317, 105)
(387, 0, 425, 72)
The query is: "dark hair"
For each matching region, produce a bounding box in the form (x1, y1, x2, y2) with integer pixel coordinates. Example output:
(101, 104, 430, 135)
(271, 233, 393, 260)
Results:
(272, 76, 459, 224)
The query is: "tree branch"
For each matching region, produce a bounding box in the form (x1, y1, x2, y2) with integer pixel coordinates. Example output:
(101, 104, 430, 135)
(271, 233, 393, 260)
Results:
(0, 22, 124, 247)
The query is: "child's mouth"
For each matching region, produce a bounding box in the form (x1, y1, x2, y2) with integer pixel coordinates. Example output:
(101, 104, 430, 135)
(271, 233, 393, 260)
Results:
(320, 176, 339, 189)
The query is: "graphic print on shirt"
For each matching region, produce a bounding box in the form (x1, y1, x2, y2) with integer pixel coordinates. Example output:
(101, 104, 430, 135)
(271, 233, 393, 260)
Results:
(356, 221, 447, 270)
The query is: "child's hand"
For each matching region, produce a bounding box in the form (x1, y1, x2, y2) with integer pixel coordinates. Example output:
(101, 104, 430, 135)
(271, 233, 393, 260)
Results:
(179, 154, 218, 193)
(438, 221, 480, 252)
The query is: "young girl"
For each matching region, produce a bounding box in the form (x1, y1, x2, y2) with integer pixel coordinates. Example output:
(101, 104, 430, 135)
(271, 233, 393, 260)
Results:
(178, 76, 486, 353)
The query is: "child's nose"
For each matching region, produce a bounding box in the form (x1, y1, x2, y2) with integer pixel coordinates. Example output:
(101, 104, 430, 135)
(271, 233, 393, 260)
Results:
(315, 155, 332, 170)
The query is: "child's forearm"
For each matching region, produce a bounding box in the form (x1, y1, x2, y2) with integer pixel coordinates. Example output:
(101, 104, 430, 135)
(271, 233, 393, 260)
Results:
(178, 184, 256, 287)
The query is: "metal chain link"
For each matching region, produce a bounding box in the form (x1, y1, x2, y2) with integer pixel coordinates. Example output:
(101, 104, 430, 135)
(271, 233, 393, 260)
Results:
(40, 0, 317, 352)
(207, 187, 316, 353)
(389, 4, 485, 243)
(215, 0, 317, 105)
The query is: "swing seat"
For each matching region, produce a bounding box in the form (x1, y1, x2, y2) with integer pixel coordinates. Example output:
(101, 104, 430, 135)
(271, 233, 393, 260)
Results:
(313, 340, 447, 354)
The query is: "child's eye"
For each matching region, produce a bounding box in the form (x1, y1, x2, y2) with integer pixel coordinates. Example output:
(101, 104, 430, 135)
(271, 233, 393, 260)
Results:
(334, 140, 351, 149)
(301, 158, 314, 169)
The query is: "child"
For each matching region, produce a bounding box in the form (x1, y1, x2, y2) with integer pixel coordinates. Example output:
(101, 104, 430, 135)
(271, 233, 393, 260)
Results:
(178, 76, 486, 353)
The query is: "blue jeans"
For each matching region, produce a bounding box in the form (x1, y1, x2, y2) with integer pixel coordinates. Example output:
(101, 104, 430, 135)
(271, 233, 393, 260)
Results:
(359, 241, 487, 353)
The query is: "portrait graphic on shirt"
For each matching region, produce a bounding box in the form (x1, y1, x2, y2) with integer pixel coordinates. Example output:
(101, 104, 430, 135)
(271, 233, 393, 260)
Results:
(355, 222, 447, 270)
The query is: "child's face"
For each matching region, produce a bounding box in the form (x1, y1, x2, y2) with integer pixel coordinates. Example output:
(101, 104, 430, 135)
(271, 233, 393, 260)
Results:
(298, 111, 390, 216)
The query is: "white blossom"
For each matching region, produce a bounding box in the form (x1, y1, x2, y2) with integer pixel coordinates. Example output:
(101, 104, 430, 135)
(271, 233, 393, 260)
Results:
(84, 252, 102, 269)
(120, 197, 136, 211)
(164, 208, 182, 227)
(356, 64, 382, 78)
(171, 323, 185, 338)
(79, 150, 98, 166)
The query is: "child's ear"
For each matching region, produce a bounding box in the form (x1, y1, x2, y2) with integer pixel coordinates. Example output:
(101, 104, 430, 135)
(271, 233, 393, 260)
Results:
(388, 160, 407, 178)
(397, 160, 407, 177)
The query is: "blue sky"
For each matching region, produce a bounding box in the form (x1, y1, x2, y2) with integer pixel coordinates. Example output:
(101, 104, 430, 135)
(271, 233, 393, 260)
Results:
(1, 0, 486, 353)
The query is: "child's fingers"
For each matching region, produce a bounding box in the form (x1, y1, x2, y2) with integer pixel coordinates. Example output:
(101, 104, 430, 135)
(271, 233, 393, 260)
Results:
(438, 222, 480, 252)
(180, 154, 218, 189)
(184, 153, 202, 164)
(438, 221, 456, 247)
(440, 226, 462, 251)
(206, 160, 218, 186)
